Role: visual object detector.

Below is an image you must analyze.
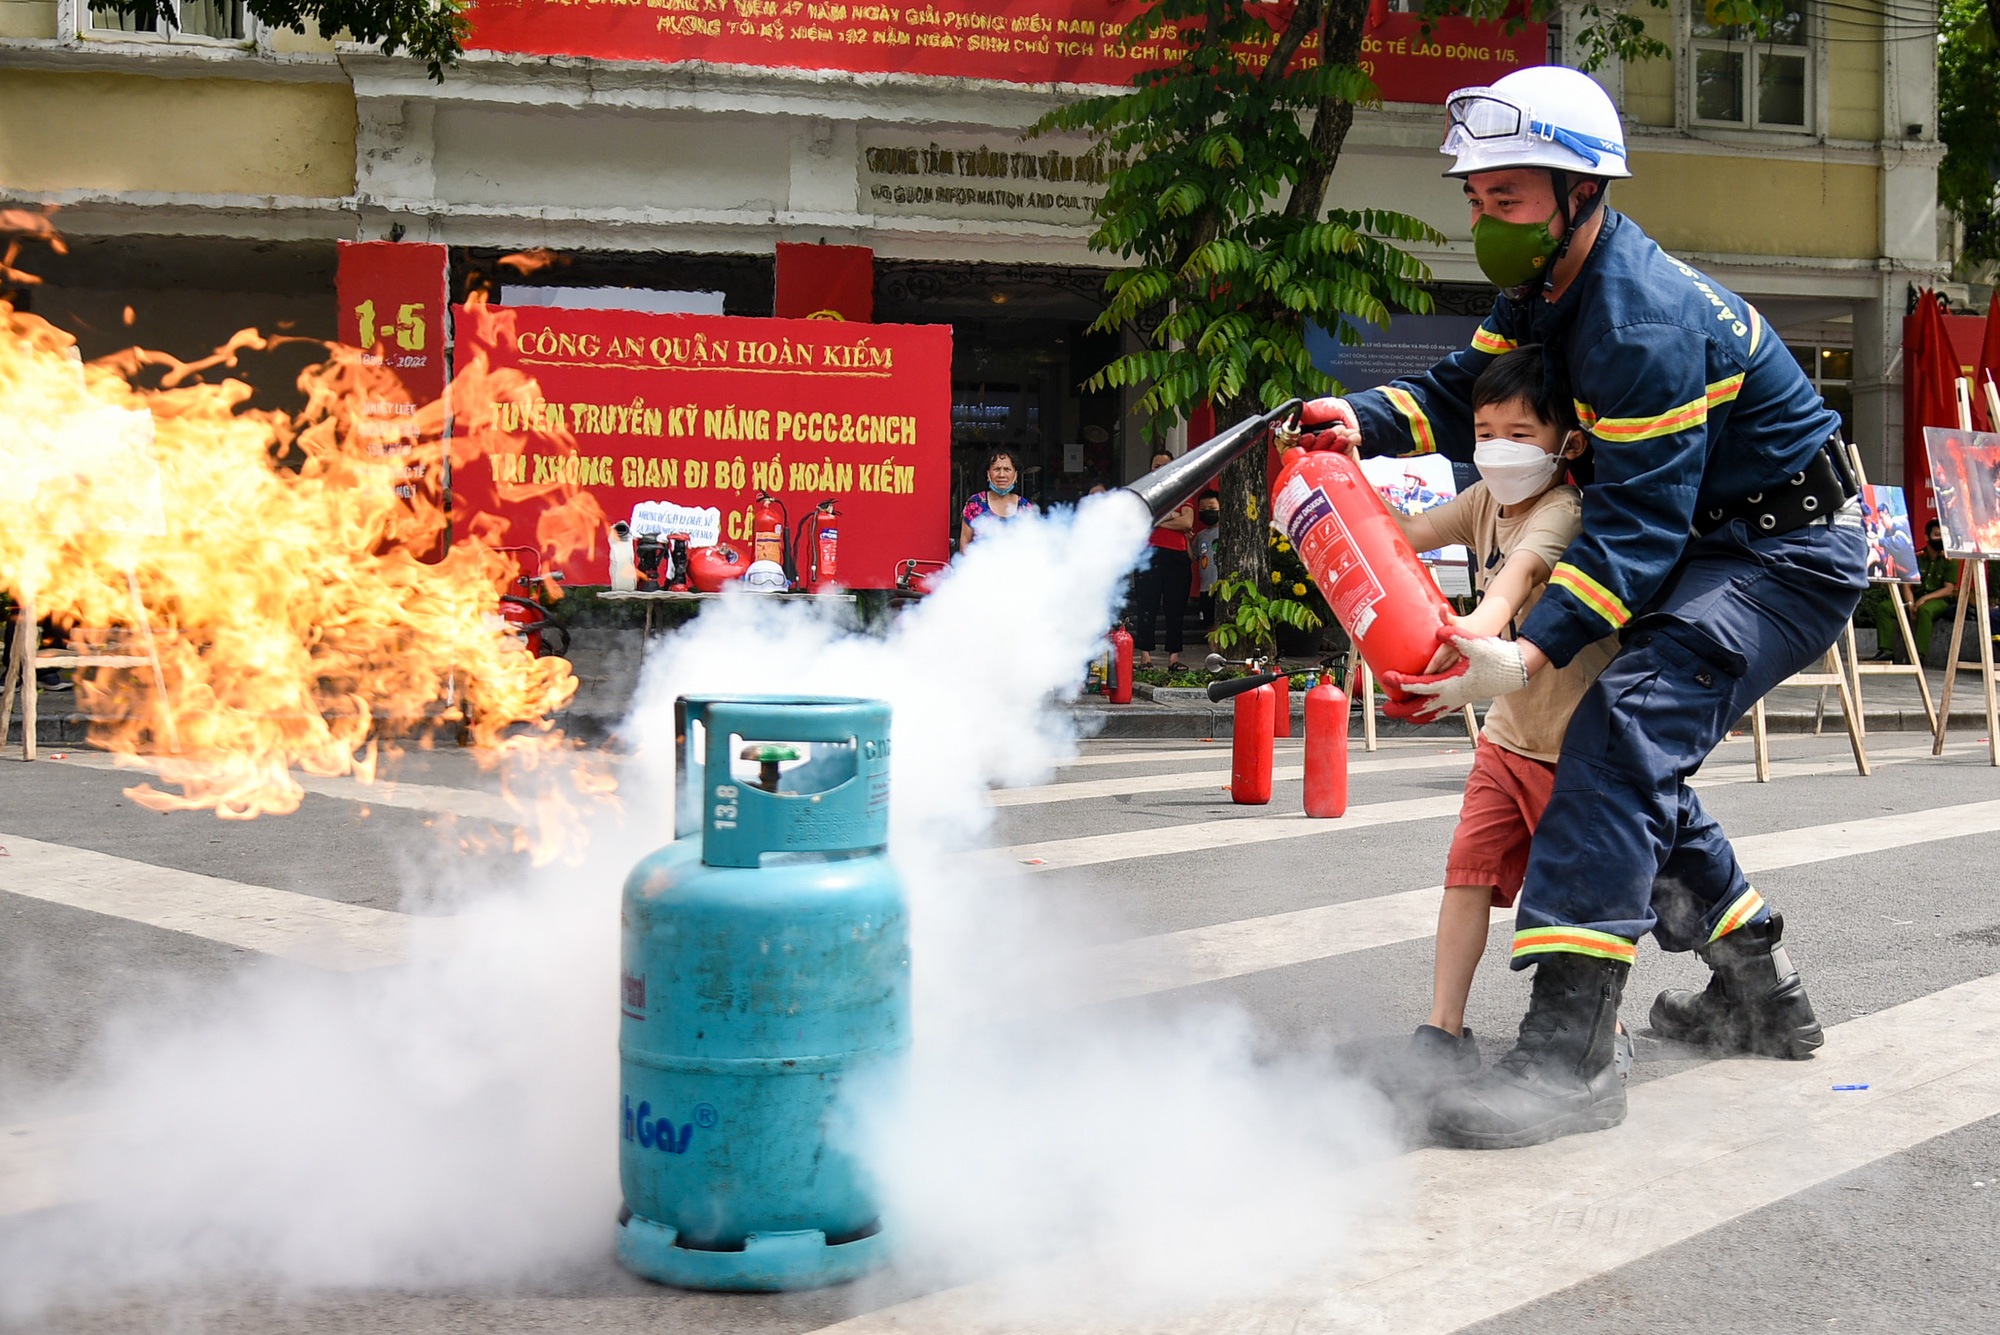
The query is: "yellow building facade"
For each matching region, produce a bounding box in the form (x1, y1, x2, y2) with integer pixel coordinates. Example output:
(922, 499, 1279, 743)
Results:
(0, 0, 1945, 487)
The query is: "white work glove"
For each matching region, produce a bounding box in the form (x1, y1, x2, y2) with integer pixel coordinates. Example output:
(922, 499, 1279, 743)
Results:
(1381, 628, 1530, 724)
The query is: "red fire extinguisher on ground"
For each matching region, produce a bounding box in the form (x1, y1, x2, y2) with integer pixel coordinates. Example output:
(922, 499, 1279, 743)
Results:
(795, 500, 840, 593)
(1272, 670, 1293, 738)
(1108, 625, 1134, 704)
(1209, 670, 1283, 805)
(1303, 672, 1350, 818)
(1270, 445, 1452, 703)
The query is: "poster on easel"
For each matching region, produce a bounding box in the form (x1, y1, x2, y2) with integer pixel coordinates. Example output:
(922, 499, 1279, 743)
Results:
(1359, 454, 1472, 595)
(1921, 426, 2000, 558)
(1923, 418, 2000, 765)
(1859, 484, 1921, 583)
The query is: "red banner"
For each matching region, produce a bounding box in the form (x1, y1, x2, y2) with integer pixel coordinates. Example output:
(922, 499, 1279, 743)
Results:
(450, 305, 952, 588)
(467, 0, 1541, 105)
(336, 241, 450, 555)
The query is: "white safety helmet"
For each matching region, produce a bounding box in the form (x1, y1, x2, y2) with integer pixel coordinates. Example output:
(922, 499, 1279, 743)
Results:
(1441, 66, 1630, 180)
(742, 559, 789, 592)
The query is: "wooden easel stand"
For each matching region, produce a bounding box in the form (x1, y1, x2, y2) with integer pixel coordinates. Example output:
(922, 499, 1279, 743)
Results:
(1, 572, 179, 761)
(1353, 660, 1479, 752)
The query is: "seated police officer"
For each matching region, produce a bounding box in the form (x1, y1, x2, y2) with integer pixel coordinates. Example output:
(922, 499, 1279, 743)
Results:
(1301, 66, 1867, 1148)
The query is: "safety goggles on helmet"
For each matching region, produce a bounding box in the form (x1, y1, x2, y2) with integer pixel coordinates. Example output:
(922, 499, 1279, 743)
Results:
(1443, 88, 1628, 170)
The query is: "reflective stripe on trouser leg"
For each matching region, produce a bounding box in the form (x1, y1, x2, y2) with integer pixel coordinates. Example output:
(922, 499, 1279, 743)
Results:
(1705, 886, 1768, 943)
(1512, 517, 1867, 969)
(1650, 784, 1759, 953)
(1510, 925, 1637, 965)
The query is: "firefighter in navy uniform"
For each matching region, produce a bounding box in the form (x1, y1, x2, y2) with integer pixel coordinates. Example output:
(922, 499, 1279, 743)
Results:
(1300, 65, 1867, 1148)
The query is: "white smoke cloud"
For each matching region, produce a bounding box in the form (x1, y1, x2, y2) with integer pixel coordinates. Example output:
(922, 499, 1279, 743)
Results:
(0, 494, 1397, 1323)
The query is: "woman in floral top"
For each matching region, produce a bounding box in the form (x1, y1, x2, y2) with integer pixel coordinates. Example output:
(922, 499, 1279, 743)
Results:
(959, 448, 1037, 552)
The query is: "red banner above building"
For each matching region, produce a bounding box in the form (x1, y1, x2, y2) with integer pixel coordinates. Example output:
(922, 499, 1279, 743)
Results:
(467, 0, 1542, 105)
(450, 305, 952, 588)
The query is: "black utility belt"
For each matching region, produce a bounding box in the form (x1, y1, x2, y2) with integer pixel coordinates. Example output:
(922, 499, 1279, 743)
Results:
(1694, 446, 1856, 538)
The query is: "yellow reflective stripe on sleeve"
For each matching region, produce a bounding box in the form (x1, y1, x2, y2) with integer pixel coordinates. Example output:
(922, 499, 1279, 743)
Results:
(1587, 393, 1709, 442)
(1380, 386, 1438, 454)
(1707, 373, 1746, 408)
(1747, 305, 1764, 355)
(1574, 400, 1597, 430)
(1548, 562, 1632, 628)
(1512, 926, 1638, 965)
(1471, 326, 1516, 355)
(1708, 887, 1767, 943)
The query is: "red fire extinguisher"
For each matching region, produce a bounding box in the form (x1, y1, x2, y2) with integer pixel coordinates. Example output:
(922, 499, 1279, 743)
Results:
(753, 492, 790, 570)
(1271, 447, 1452, 703)
(1272, 670, 1293, 739)
(1303, 673, 1349, 818)
(1230, 683, 1276, 804)
(795, 500, 840, 593)
(1108, 625, 1134, 704)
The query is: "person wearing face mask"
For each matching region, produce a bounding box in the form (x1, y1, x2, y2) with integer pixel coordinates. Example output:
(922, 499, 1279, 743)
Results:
(1189, 490, 1223, 629)
(1383, 346, 1624, 1086)
(1128, 449, 1197, 670)
(1865, 520, 1958, 662)
(959, 448, 1037, 553)
(1294, 65, 1866, 1149)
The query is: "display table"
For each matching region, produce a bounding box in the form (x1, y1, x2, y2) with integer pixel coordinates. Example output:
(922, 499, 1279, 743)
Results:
(595, 588, 858, 635)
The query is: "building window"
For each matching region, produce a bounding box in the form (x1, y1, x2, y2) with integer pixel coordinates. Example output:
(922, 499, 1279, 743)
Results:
(88, 0, 246, 41)
(1691, 0, 1810, 132)
(1788, 342, 1853, 442)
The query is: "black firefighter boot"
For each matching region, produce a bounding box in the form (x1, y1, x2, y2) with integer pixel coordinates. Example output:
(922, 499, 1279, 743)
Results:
(1430, 952, 1628, 1150)
(1649, 913, 1823, 1059)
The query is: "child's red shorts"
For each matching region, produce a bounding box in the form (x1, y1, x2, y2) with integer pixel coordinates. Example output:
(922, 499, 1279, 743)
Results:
(1446, 739, 1559, 908)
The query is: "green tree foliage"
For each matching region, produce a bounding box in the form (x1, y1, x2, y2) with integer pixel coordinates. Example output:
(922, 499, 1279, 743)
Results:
(1035, 0, 1445, 599)
(1940, 0, 2000, 268)
(101, 0, 468, 79)
(1044, 0, 1800, 613)
(1210, 574, 1322, 656)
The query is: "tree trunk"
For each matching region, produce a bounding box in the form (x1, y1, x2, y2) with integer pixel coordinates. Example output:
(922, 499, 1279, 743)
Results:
(1199, 0, 1377, 654)
(1214, 397, 1271, 649)
(1287, 0, 1372, 221)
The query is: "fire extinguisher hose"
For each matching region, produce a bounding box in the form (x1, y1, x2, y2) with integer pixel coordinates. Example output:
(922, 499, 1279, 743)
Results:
(792, 511, 816, 583)
(1206, 669, 1289, 702)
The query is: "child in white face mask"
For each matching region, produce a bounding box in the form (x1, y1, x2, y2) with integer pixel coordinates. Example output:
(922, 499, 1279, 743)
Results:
(1383, 344, 1627, 1086)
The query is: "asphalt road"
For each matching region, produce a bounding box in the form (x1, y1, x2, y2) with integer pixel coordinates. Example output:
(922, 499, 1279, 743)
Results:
(2, 727, 1998, 1333)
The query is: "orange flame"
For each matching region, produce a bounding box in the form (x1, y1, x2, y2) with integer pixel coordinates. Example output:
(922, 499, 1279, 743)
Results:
(496, 248, 568, 277)
(0, 300, 614, 864)
(0, 206, 64, 288)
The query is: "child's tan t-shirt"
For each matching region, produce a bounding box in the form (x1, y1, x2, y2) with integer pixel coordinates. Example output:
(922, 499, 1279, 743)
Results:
(1419, 482, 1621, 763)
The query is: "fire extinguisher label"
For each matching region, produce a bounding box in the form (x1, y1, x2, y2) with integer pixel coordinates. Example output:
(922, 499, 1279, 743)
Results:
(1275, 475, 1386, 642)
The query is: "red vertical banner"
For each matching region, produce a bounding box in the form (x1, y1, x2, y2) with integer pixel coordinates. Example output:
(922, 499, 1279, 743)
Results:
(336, 241, 451, 556)
(1976, 292, 2000, 432)
(1904, 292, 1960, 534)
(775, 243, 875, 322)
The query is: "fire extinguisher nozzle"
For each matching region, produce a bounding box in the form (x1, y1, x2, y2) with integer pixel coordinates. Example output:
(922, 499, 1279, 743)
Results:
(1118, 399, 1302, 522)
(1206, 669, 1287, 702)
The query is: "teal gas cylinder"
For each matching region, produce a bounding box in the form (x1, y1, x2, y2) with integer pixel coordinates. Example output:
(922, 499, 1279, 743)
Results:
(615, 695, 907, 1292)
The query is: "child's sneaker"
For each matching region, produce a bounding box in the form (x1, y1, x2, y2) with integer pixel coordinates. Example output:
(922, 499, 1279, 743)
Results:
(1614, 1025, 1634, 1078)
(1409, 1024, 1481, 1080)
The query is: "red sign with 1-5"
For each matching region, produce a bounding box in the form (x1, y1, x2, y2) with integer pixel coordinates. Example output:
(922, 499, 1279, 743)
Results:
(335, 241, 450, 553)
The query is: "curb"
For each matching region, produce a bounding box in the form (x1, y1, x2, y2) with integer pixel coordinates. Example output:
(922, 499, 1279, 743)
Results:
(7, 699, 1984, 748)
(1070, 704, 1995, 740)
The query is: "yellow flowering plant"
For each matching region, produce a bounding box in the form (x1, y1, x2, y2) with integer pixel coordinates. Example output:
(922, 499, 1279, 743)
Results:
(1211, 573, 1322, 656)
(1267, 526, 1333, 628)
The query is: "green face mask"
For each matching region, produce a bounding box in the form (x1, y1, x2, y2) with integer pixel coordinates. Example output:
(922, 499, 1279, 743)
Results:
(1472, 209, 1563, 290)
